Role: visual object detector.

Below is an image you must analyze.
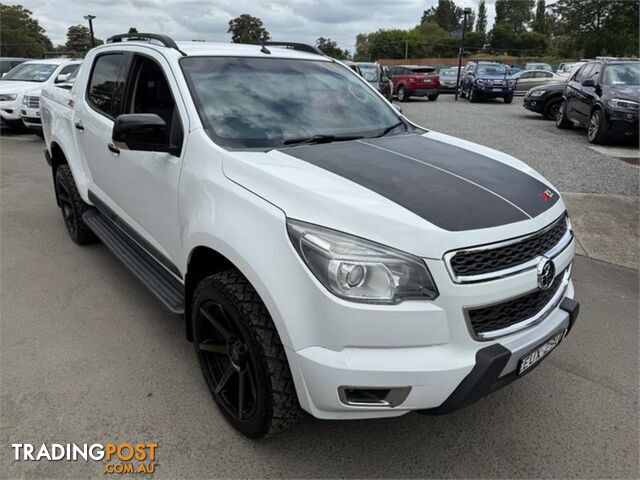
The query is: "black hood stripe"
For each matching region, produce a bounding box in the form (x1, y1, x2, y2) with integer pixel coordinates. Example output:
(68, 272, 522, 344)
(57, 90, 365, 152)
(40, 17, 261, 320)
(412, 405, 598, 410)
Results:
(281, 138, 532, 231)
(358, 140, 534, 220)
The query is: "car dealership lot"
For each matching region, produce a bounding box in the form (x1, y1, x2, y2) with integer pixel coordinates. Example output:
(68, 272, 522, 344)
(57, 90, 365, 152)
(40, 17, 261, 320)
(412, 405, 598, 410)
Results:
(1, 99, 638, 478)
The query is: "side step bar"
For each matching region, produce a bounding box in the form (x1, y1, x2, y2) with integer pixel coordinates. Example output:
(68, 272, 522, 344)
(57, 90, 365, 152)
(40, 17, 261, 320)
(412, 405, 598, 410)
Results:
(83, 209, 185, 314)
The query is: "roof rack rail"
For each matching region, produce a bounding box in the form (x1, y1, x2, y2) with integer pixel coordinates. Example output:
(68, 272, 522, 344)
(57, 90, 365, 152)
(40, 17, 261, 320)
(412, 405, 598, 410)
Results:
(107, 33, 187, 56)
(264, 42, 324, 56)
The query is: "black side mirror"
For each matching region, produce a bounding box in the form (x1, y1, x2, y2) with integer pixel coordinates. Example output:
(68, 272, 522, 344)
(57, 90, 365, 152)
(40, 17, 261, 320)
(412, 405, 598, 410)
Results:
(581, 79, 595, 87)
(113, 113, 180, 156)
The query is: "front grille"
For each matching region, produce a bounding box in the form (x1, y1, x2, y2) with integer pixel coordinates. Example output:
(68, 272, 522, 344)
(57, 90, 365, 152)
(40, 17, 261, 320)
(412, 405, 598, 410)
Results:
(25, 96, 40, 109)
(449, 214, 568, 278)
(468, 269, 566, 337)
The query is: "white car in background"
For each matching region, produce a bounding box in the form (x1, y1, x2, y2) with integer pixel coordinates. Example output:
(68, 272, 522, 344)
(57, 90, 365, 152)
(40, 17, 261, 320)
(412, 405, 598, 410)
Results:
(0, 58, 80, 129)
(556, 62, 586, 78)
(22, 67, 79, 134)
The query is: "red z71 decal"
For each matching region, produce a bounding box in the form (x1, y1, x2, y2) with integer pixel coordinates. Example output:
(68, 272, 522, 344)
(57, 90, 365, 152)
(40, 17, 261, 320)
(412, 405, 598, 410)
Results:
(540, 189, 554, 201)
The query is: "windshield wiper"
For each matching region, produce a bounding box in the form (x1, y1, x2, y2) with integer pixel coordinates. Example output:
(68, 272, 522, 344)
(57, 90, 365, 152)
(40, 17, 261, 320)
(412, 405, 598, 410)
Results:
(282, 134, 364, 146)
(374, 121, 406, 138)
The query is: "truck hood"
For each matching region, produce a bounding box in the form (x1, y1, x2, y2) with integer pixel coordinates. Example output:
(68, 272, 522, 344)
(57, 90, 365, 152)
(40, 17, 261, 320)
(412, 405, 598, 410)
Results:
(0, 81, 42, 93)
(606, 84, 640, 101)
(223, 131, 565, 258)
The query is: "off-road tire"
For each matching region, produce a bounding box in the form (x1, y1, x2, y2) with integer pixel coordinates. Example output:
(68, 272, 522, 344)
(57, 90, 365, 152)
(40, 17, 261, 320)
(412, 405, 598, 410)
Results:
(427, 94, 439, 101)
(469, 88, 478, 103)
(555, 100, 573, 129)
(192, 269, 301, 438)
(54, 165, 96, 245)
(504, 94, 513, 104)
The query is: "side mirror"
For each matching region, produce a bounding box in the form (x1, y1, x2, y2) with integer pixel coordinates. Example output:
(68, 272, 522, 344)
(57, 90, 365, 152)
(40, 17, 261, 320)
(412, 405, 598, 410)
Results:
(112, 113, 180, 156)
(391, 103, 402, 114)
(55, 73, 69, 83)
(581, 79, 595, 87)
(1, 72, 6, 78)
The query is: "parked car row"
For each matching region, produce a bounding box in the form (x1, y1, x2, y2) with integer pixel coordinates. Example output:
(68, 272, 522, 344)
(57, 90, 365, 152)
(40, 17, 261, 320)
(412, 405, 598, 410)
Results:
(0, 58, 80, 134)
(524, 58, 639, 145)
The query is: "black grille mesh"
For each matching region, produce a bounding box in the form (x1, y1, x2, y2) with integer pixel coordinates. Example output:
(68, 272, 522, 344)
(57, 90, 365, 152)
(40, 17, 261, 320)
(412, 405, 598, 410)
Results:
(450, 215, 567, 277)
(468, 270, 565, 336)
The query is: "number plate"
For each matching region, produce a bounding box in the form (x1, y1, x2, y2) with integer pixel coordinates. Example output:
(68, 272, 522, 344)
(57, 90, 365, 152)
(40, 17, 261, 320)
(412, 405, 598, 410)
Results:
(518, 329, 566, 375)
(492, 88, 502, 92)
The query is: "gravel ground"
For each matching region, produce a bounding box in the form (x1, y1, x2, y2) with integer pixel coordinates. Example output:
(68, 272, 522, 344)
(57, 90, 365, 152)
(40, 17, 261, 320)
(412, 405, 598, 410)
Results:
(401, 94, 639, 196)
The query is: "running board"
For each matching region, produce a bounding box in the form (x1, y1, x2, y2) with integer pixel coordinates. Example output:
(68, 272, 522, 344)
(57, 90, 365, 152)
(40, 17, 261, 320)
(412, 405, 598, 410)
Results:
(83, 209, 185, 314)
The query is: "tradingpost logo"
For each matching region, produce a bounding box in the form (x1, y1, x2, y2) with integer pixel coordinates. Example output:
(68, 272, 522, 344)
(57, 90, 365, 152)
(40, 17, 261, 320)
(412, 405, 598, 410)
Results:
(12, 443, 158, 474)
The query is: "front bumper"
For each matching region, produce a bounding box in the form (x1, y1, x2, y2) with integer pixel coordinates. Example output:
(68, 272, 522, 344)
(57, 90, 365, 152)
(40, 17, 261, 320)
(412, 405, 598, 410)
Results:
(523, 95, 544, 113)
(409, 87, 439, 97)
(606, 108, 639, 138)
(21, 106, 41, 129)
(474, 84, 515, 97)
(0, 98, 22, 124)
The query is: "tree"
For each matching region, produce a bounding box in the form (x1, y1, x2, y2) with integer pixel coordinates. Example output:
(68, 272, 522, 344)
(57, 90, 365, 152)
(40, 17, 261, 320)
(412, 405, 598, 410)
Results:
(227, 14, 270, 44)
(550, 0, 639, 57)
(354, 28, 427, 61)
(65, 25, 103, 55)
(494, 0, 534, 32)
(476, 0, 488, 33)
(0, 4, 53, 57)
(316, 37, 348, 59)
(531, 0, 548, 33)
(421, 0, 461, 33)
(489, 23, 519, 53)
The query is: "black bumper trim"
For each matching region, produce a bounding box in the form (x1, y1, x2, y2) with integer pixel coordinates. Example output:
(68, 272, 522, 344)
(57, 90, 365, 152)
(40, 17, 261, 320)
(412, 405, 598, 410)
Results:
(419, 298, 580, 415)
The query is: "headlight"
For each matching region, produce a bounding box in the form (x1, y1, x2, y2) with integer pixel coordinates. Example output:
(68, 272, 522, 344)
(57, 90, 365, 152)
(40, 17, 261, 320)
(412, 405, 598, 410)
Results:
(507, 79, 515, 85)
(608, 98, 639, 110)
(0, 94, 17, 101)
(530, 90, 546, 97)
(476, 78, 486, 85)
(287, 219, 438, 304)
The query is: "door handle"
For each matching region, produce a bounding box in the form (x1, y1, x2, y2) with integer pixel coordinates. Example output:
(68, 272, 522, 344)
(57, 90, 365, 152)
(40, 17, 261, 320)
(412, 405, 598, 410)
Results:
(107, 143, 120, 155)
(74, 121, 84, 131)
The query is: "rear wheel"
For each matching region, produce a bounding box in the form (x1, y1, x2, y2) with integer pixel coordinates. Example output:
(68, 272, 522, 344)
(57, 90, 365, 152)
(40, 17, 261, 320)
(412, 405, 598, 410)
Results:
(587, 108, 608, 144)
(192, 269, 300, 438)
(397, 86, 409, 102)
(427, 94, 439, 101)
(555, 100, 573, 129)
(543, 98, 562, 120)
(54, 165, 96, 245)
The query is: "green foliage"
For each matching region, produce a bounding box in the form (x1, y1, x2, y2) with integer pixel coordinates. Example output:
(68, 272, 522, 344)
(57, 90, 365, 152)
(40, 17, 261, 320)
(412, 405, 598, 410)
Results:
(465, 31, 487, 50)
(495, 0, 534, 32)
(65, 25, 103, 56)
(531, 0, 548, 33)
(476, 0, 488, 33)
(421, 0, 464, 33)
(0, 3, 53, 57)
(354, 28, 427, 61)
(227, 14, 270, 44)
(316, 37, 349, 60)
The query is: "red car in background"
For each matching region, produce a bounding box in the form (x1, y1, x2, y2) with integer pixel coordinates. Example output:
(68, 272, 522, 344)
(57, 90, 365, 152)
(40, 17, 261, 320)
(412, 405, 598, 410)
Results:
(387, 65, 440, 102)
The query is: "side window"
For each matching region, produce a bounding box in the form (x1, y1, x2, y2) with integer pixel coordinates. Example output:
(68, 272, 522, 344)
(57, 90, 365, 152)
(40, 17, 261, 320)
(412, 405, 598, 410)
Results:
(125, 56, 183, 151)
(587, 63, 602, 82)
(87, 53, 125, 118)
(55, 64, 78, 83)
(544, 72, 553, 78)
(575, 63, 594, 83)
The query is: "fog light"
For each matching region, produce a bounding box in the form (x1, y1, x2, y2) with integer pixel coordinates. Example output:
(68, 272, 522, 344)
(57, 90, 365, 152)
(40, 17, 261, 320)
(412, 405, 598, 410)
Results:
(338, 386, 411, 407)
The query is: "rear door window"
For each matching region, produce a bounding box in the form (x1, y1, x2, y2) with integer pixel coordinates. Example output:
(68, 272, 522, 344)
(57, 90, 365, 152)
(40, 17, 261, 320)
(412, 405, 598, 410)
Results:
(87, 53, 126, 118)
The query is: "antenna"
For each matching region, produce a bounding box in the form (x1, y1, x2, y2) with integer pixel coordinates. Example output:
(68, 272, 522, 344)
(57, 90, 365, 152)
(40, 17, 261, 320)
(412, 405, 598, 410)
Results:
(255, 34, 271, 55)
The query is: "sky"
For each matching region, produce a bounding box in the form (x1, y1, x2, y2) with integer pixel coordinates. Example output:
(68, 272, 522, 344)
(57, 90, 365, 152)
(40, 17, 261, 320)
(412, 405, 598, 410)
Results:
(21, 0, 497, 53)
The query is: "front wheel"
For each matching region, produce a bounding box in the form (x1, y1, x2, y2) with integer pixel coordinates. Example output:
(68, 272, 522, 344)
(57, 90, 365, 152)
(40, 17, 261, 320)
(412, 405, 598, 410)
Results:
(192, 269, 300, 438)
(427, 94, 439, 101)
(555, 100, 573, 129)
(469, 88, 478, 103)
(587, 108, 608, 144)
(54, 165, 96, 245)
(543, 98, 562, 120)
(504, 94, 513, 104)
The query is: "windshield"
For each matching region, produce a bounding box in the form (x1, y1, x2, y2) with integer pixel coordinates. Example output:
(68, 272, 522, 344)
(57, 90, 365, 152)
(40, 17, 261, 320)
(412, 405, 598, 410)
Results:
(2, 63, 57, 82)
(181, 57, 402, 149)
(477, 65, 508, 76)
(439, 68, 458, 78)
(602, 64, 640, 86)
(358, 65, 379, 83)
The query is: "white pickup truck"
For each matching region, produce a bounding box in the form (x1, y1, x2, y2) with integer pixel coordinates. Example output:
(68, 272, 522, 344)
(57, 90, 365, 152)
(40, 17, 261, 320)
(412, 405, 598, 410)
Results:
(41, 33, 579, 438)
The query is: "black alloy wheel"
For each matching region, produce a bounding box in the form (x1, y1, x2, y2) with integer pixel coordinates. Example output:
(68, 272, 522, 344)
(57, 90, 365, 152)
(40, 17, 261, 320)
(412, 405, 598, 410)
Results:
(54, 165, 96, 244)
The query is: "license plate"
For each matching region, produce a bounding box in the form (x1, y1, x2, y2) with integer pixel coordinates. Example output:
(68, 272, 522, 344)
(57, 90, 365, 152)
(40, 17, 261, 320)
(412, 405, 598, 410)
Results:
(518, 329, 566, 375)
(492, 88, 502, 92)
